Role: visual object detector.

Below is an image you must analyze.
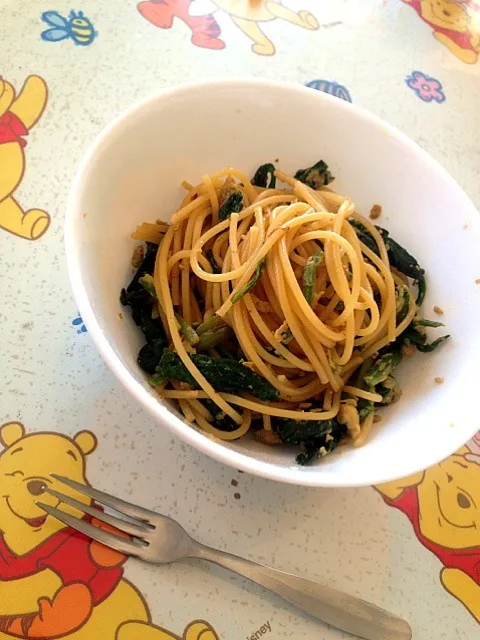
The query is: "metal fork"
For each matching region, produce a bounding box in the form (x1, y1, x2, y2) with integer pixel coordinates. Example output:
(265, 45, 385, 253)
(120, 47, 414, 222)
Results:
(37, 475, 411, 640)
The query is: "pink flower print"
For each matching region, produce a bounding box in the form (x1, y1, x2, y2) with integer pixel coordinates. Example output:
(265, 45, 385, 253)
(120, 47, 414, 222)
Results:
(405, 71, 446, 103)
(465, 429, 480, 464)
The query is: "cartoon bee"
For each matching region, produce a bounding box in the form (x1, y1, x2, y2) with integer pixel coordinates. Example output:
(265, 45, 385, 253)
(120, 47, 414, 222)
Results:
(306, 79, 352, 103)
(40, 10, 97, 46)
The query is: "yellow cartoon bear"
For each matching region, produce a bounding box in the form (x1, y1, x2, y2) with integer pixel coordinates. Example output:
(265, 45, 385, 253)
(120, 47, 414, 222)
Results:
(0, 422, 219, 640)
(0, 76, 50, 240)
(403, 0, 480, 64)
(375, 436, 480, 622)
(189, 0, 319, 55)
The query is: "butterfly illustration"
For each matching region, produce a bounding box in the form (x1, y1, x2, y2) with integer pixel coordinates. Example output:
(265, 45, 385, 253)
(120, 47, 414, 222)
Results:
(306, 79, 352, 103)
(72, 315, 87, 334)
(41, 10, 97, 46)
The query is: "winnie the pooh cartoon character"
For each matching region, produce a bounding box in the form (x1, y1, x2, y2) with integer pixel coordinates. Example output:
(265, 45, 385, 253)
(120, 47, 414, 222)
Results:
(137, 0, 225, 50)
(188, 0, 319, 55)
(403, 0, 480, 63)
(0, 421, 219, 640)
(0, 76, 50, 240)
(375, 434, 480, 622)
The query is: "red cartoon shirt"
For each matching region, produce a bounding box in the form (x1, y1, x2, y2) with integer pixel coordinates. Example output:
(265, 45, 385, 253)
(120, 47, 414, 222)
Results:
(384, 487, 480, 583)
(0, 112, 28, 147)
(0, 521, 123, 605)
(408, 0, 475, 51)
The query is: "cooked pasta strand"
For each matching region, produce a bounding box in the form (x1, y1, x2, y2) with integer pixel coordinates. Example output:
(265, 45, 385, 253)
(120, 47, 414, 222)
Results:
(122, 164, 446, 465)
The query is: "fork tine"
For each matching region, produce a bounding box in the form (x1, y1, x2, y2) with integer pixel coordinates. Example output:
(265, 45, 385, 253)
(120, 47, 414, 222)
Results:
(44, 488, 150, 539)
(51, 474, 158, 523)
(36, 502, 146, 556)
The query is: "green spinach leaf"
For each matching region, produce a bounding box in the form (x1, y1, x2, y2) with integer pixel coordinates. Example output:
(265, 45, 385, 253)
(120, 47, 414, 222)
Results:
(232, 259, 266, 304)
(294, 160, 334, 189)
(302, 250, 324, 305)
(219, 192, 244, 222)
(157, 350, 279, 401)
(252, 163, 276, 189)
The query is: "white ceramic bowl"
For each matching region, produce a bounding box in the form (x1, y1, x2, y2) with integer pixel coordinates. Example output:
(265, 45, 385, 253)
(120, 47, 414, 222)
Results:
(66, 79, 480, 487)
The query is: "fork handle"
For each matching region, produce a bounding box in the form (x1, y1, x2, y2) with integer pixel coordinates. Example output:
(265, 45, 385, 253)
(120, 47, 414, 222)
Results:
(192, 544, 411, 640)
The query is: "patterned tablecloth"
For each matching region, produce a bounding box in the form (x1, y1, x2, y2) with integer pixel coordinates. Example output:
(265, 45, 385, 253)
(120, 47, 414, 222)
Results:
(1, 1, 480, 638)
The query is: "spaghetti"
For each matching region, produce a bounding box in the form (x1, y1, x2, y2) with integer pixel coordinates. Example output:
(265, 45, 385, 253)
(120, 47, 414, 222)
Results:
(121, 161, 449, 465)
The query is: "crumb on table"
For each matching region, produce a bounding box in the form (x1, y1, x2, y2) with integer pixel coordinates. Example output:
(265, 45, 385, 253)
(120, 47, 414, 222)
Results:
(369, 204, 382, 220)
(433, 305, 444, 315)
(434, 377, 444, 384)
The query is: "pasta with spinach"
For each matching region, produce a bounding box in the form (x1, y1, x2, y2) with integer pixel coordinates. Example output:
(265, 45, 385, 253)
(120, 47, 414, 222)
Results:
(121, 161, 448, 465)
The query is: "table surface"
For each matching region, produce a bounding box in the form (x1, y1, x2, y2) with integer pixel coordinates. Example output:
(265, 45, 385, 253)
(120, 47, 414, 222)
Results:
(1, 1, 480, 639)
